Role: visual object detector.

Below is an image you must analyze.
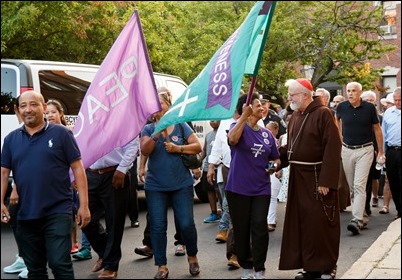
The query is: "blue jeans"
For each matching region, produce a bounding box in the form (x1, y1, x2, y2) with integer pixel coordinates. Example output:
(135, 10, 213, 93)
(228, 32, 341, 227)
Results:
(81, 232, 91, 249)
(16, 214, 74, 279)
(217, 182, 231, 230)
(146, 186, 198, 266)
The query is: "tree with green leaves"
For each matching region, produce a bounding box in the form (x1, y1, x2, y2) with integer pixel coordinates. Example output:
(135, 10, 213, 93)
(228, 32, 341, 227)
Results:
(1, 1, 395, 108)
(256, 1, 395, 106)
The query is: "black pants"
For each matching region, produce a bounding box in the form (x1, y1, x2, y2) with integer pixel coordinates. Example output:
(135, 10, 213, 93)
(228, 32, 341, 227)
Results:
(82, 170, 130, 271)
(226, 191, 270, 272)
(365, 154, 381, 215)
(17, 214, 73, 279)
(386, 148, 401, 217)
(127, 162, 139, 223)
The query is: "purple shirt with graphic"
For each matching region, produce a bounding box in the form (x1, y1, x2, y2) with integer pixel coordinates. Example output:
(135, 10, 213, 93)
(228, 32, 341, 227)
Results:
(226, 123, 280, 196)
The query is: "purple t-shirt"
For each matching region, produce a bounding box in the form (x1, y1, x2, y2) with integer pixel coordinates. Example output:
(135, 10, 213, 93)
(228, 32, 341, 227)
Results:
(226, 123, 279, 196)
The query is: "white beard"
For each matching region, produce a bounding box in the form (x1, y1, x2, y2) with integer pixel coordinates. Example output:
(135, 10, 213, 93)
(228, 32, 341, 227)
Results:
(290, 102, 300, 111)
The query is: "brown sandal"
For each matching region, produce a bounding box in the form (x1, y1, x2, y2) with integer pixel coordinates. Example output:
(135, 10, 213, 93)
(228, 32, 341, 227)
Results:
(154, 266, 169, 279)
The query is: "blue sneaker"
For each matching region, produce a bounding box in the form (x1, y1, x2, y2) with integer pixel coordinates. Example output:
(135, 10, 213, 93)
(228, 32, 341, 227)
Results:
(203, 213, 220, 223)
(72, 248, 92, 260)
(3, 255, 26, 274)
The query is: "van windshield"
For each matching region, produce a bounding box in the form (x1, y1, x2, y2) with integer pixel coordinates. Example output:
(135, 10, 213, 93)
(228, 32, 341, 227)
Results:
(39, 70, 97, 116)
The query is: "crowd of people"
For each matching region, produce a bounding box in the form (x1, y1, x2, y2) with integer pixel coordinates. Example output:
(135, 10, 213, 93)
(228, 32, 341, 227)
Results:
(1, 81, 400, 279)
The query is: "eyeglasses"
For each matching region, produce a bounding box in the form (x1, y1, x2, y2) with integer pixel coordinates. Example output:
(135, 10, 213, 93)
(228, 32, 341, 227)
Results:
(288, 92, 304, 98)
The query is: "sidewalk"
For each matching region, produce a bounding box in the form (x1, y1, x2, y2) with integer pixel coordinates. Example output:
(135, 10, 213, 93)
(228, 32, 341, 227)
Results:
(340, 218, 401, 279)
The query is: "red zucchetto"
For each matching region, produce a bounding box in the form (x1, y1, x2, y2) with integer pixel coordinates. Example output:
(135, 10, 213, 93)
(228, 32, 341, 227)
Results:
(296, 78, 314, 91)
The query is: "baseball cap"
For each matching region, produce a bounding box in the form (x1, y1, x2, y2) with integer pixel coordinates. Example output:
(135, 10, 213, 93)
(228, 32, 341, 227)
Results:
(260, 93, 270, 103)
(380, 93, 394, 106)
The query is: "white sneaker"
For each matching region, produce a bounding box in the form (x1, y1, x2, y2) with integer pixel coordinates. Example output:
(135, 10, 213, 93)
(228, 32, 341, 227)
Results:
(3, 255, 26, 274)
(174, 244, 186, 256)
(241, 268, 255, 279)
(18, 268, 28, 279)
(255, 270, 265, 279)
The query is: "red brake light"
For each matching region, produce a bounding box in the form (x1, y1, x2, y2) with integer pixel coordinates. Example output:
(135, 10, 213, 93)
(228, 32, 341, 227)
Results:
(20, 87, 33, 94)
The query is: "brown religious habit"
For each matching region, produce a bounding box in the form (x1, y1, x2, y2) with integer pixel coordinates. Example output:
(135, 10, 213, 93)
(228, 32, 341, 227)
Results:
(279, 97, 342, 274)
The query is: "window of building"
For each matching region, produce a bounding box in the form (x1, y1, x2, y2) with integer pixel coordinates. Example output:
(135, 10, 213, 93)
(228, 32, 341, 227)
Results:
(378, 1, 397, 36)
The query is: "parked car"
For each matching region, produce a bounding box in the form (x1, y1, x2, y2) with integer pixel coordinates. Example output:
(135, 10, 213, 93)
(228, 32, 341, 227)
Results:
(1, 59, 210, 202)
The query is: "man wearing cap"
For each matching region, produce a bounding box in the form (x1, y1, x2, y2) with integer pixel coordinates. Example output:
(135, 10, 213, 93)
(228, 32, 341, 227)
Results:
(278, 78, 341, 279)
(381, 87, 401, 220)
(380, 92, 395, 112)
(336, 82, 384, 236)
(260, 94, 286, 139)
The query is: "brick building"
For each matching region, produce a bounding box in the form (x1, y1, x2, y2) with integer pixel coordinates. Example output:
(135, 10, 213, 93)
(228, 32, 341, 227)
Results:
(369, 1, 401, 97)
(314, 1, 401, 105)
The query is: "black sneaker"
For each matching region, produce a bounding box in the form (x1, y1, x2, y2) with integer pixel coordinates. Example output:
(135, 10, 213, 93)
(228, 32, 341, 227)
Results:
(295, 271, 321, 279)
(131, 220, 140, 228)
(347, 220, 361, 235)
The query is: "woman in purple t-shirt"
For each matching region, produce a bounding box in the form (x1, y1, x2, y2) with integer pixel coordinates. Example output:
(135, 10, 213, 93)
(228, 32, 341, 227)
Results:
(226, 93, 280, 279)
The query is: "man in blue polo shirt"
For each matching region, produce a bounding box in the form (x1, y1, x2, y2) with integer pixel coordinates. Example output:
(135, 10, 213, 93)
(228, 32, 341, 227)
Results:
(336, 82, 384, 235)
(382, 87, 401, 220)
(1, 90, 90, 278)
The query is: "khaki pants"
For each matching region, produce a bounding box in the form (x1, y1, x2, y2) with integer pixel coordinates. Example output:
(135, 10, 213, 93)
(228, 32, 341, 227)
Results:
(342, 145, 374, 225)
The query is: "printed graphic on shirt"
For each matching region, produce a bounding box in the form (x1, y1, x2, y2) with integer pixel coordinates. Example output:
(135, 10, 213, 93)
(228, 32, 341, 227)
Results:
(251, 143, 264, 157)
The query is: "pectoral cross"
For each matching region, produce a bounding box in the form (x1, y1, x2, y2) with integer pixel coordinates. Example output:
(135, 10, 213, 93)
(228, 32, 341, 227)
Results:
(287, 149, 293, 160)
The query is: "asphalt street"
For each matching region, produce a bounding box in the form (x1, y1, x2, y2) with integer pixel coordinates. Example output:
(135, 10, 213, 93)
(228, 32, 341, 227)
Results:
(1, 191, 397, 279)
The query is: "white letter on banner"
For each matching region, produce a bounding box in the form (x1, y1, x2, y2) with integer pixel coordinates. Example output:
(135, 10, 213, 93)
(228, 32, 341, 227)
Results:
(99, 72, 128, 108)
(87, 95, 110, 124)
(98, 56, 138, 108)
(120, 56, 138, 79)
(73, 112, 85, 138)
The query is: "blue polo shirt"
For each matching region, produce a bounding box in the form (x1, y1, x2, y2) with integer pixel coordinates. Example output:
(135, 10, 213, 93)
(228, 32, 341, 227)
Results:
(336, 100, 380, 145)
(1, 121, 81, 220)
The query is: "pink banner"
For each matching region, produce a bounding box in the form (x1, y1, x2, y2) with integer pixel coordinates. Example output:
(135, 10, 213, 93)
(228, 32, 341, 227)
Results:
(73, 11, 161, 169)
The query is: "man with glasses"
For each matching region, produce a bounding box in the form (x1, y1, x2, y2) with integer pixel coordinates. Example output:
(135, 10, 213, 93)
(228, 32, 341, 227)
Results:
(278, 78, 341, 279)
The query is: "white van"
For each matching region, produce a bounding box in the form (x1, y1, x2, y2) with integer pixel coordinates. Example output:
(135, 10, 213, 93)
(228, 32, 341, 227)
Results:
(1, 59, 211, 202)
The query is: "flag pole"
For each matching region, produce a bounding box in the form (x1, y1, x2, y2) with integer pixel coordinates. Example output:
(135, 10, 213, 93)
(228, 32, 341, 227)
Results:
(244, 1, 276, 106)
(153, 1, 276, 135)
(246, 76, 258, 106)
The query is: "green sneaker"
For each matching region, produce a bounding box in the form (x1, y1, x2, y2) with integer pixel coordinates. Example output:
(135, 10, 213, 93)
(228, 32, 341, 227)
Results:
(72, 248, 92, 260)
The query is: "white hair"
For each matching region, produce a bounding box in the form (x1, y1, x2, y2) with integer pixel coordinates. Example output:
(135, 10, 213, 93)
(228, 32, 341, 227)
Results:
(361, 90, 377, 102)
(285, 79, 313, 96)
(315, 88, 330, 98)
(346, 82, 362, 91)
(315, 88, 330, 105)
(333, 95, 345, 102)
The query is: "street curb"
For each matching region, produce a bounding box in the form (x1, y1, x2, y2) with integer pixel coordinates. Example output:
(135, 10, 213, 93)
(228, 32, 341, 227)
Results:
(340, 218, 401, 279)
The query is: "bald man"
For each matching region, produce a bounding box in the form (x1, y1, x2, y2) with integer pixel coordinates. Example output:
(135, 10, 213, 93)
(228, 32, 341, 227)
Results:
(1, 90, 90, 278)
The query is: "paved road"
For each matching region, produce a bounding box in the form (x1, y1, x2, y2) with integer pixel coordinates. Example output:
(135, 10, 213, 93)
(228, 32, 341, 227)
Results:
(1, 192, 397, 279)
